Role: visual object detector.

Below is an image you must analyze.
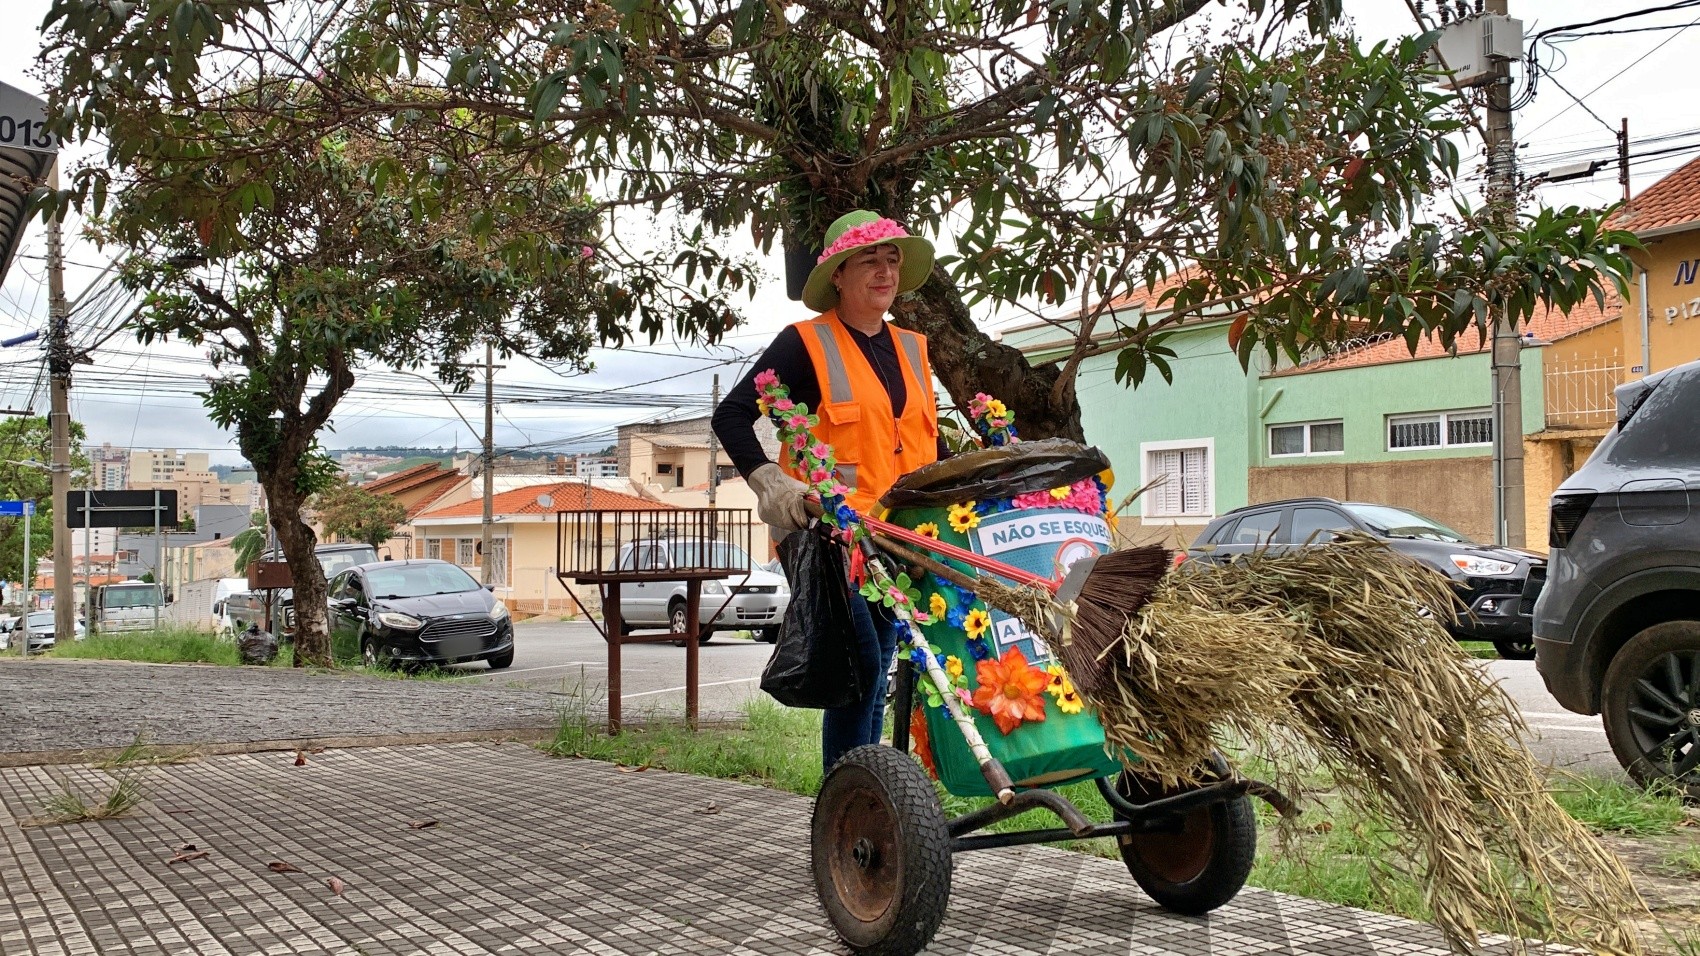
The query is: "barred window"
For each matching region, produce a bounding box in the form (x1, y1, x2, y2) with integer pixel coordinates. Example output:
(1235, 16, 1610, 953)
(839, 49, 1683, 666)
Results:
(1388, 409, 1493, 450)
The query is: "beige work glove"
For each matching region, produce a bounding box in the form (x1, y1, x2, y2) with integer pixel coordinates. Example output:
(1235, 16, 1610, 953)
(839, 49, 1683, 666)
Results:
(749, 463, 810, 536)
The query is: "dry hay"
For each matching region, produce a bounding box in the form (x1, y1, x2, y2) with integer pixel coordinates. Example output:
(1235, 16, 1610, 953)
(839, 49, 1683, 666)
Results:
(1072, 537, 1647, 954)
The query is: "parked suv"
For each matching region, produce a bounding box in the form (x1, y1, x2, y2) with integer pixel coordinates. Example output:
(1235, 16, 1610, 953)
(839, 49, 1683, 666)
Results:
(1533, 357, 1700, 792)
(1186, 497, 1545, 659)
(609, 538, 790, 643)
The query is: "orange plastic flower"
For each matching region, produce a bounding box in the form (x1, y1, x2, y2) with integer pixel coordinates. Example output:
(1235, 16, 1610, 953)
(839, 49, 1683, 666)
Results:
(971, 648, 1051, 734)
(909, 705, 938, 778)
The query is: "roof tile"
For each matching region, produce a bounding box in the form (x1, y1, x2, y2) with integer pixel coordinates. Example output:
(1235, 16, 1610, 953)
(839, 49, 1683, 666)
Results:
(1271, 287, 1622, 376)
(1607, 155, 1700, 236)
(420, 480, 671, 519)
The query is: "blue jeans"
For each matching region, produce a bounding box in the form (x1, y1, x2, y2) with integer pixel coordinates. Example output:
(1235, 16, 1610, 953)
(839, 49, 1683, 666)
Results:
(821, 593, 900, 772)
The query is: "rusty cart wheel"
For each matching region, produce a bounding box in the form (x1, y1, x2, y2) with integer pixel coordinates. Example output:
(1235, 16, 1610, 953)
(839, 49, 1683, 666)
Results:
(811, 745, 951, 956)
(1113, 765, 1256, 915)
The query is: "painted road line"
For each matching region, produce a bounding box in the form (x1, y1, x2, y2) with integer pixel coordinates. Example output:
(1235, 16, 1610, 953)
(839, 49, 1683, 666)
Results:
(1523, 722, 1607, 735)
(621, 677, 761, 700)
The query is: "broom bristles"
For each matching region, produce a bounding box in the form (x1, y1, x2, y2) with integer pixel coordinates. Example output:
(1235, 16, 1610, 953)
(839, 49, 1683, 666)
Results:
(1053, 545, 1170, 698)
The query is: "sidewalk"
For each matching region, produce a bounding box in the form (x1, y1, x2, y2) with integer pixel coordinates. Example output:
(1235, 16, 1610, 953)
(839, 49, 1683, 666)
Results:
(0, 658, 567, 763)
(0, 741, 1514, 956)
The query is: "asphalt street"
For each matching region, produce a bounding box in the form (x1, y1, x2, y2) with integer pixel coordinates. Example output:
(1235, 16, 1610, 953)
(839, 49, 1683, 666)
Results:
(463, 619, 1626, 779)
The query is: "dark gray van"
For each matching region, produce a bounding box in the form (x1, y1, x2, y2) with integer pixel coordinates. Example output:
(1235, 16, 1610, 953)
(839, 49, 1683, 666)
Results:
(1533, 357, 1700, 791)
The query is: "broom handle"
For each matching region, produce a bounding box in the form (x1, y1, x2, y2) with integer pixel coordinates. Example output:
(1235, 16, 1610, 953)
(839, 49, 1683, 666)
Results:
(857, 513, 1061, 594)
(869, 534, 991, 597)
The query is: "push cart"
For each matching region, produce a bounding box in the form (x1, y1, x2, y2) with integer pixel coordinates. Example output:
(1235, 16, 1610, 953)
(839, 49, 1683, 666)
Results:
(806, 447, 1294, 956)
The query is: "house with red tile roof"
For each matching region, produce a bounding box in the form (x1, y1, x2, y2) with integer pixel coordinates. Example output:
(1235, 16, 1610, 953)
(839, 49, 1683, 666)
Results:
(1608, 154, 1700, 387)
(1001, 258, 1627, 548)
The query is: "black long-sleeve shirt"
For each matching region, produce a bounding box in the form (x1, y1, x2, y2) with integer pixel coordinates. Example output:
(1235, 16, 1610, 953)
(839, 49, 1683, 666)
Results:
(713, 320, 949, 478)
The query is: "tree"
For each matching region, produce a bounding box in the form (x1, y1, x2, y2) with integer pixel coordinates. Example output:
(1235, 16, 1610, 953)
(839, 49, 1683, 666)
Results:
(313, 479, 407, 548)
(177, 513, 196, 533)
(230, 511, 266, 579)
(40, 0, 1631, 444)
(0, 417, 85, 593)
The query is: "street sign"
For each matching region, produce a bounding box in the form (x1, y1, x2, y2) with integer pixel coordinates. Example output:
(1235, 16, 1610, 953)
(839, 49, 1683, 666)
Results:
(0, 82, 61, 155)
(66, 490, 179, 528)
(0, 500, 35, 517)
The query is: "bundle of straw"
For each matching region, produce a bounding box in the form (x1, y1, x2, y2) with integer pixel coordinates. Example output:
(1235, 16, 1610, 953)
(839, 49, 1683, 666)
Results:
(1069, 537, 1648, 954)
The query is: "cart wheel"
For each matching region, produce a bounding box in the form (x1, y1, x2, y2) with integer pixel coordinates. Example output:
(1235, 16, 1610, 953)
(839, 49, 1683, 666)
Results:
(811, 745, 952, 956)
(1113, 767, 1256, 915)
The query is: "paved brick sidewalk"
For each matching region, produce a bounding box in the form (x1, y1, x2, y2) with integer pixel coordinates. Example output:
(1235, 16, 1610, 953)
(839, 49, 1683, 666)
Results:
(0, 659, 568, 760)
(0, 742, 1531, 956)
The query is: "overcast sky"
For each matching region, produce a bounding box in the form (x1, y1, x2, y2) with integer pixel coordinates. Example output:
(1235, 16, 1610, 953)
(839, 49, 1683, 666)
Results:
(2, 0, 1694, 467)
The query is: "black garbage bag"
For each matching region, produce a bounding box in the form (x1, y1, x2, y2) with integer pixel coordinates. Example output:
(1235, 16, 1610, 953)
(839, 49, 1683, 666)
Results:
(878, 438, 1112, 510)
(760, 524, 870, 709)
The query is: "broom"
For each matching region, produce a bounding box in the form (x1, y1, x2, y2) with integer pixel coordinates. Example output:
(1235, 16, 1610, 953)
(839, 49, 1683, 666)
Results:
(853, 513, 1169, 699)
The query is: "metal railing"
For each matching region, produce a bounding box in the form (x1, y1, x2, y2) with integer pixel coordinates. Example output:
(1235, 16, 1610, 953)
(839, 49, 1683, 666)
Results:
(554, 508, 753, 583)
(1543, 355, 1623, 429)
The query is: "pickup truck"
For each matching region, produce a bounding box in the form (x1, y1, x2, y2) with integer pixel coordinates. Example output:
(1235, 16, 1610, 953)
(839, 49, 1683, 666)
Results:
(225, 542, 379, 639)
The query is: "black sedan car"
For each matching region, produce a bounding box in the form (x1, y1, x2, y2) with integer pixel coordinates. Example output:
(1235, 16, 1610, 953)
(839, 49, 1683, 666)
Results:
(327, 559, 514, 670)
(1185, 497, 1546, 659)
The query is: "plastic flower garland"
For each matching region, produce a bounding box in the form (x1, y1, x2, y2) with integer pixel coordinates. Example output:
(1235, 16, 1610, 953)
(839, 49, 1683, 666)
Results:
(966, 391, 1019, 447)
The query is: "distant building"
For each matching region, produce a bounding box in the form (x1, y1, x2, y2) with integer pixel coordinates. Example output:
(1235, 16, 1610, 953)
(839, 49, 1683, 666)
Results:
(617, 415, 770, 490)
(572, 456, 620, 478)
(127, 447, 255, 521)
(90, 443, 128, 490)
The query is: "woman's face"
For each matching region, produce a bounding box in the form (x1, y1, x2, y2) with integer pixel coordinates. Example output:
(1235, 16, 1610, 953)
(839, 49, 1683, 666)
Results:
(832, 244, 903, 314)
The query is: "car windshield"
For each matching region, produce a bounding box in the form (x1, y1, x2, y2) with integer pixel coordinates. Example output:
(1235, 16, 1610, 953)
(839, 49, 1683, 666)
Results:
(26, 612, 55, 628)
(668, 541, 751, 570)
(365, 563, 480, 599)
(1343, 504, 1469, 543)
(101, 586, 162, 608)
(320, 549, 378, 577)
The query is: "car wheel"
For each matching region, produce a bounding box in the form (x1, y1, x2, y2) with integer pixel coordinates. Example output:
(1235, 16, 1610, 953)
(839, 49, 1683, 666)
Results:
(361, 636, 392, 671)
(1493, 638, 1536, 661)
(486, 645, 514, 670)
(1601, 620, 1700, 794)
(668, 602, 711, 646)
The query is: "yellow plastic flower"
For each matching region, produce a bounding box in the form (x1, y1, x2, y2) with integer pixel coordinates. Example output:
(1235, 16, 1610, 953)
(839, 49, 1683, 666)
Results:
(986, 398, 1007, 418)
(1057, 689, 1084, 714)
(945, 655, 964, 680)
(947, 503, 980, 533)
(928, 592, 947, 619)
(963, 607, 991, 639)
(756, 398, 769, 416)
(1045, 664, 1067, 697)
(1049, 486, 1070, 500)
(913, 521, 941, 539)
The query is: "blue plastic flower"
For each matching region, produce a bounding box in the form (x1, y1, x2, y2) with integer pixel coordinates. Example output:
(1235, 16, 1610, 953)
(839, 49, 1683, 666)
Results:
(909, 645, 931, 666)
(967, 637, 992, 661)
(946, 607, 967, 629)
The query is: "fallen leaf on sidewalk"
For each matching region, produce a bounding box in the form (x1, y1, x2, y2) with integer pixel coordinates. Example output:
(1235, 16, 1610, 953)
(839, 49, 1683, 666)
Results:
(1309, 821, 1334, 834)
(614, 765, 648, 774)
(267, 861, 302, 874)
(176, 843, 198, 851)
(406, 819, 439, 830)
(167, 850, 209, 865)
(326, 876, 345, 896)
(293, 750, 307, 767)
(693, 803, 720, 815)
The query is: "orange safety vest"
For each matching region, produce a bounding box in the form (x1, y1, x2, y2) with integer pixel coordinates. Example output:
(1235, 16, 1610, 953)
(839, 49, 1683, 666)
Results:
(784, 311, 939, 515)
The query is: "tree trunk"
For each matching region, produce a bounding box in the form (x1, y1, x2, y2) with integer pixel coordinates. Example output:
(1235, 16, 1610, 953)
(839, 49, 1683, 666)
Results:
(892, 270, 1084, 441)
(258, 472, 331, 668)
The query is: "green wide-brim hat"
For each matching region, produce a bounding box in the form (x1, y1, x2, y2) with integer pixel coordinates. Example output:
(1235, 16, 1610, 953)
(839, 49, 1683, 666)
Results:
(802, 210, 935, 313)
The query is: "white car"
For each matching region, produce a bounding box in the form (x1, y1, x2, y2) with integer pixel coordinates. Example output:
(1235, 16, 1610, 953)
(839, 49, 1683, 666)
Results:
(609, 539, 791, 644)
(0, 612, 87, 652)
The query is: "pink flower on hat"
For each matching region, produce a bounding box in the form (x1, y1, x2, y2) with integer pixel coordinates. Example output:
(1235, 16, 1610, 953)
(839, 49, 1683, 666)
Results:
(818, 218, 911, 263)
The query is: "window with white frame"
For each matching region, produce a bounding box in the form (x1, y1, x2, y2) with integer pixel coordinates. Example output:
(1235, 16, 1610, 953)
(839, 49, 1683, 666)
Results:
(1268, 420, 1344, 458)
(426, 538, 441, 560)
(1144, 443, 1212, 519)
(1387, 409, 1493, 451)
(489, 538, 509, 586)
(457, 538, 475, 566)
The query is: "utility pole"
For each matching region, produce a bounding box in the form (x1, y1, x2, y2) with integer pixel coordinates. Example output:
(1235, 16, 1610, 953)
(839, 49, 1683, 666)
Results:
(45, 172, 74, 642)
(1618, 117, 1631, 207)
(1483, 0, 1525, 548)
(706, 374, 720, 509)
(481, 341, 495, 587)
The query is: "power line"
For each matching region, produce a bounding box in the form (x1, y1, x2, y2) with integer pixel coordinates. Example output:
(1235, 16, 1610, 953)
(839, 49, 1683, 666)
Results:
(1523, 10, 1700, 138)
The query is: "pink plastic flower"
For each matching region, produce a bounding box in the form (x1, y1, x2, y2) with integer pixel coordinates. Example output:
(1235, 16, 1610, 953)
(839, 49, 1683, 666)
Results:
(830, 482, 850, 496)
(817, 218, 911, 263)
(771, 397, 795, 411)
(809, 467, 831, 483)
(754, 369, 779, 389)
(956, 687, 975, 708)
(810, 442, 831, 460)
(791, 434, 810, 450)
(786, 413, 810, 429)
(580, 245, 595, 259)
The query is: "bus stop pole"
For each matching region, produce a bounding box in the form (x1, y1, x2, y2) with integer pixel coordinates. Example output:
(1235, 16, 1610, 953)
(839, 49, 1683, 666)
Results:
(152, 489, 161, 632)
(19, 503, 29, 656)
